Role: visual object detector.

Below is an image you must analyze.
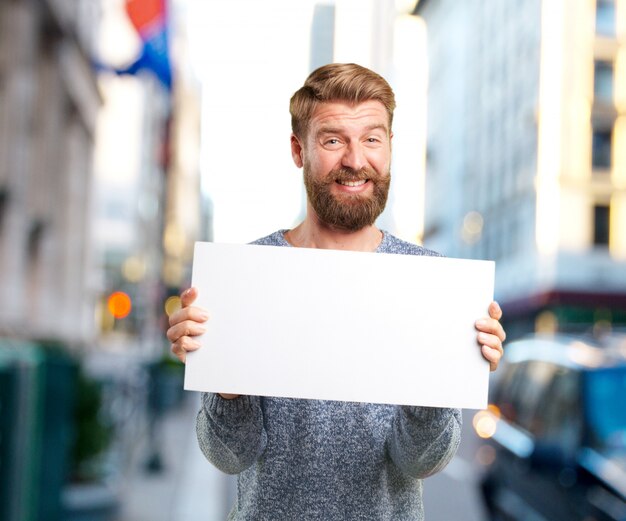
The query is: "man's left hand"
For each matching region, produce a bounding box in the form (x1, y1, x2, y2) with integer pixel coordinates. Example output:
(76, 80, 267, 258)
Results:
(475, 302, 506, 371)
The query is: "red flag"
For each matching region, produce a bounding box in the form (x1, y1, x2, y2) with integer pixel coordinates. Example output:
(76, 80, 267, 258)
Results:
(126, 0, 164, 36)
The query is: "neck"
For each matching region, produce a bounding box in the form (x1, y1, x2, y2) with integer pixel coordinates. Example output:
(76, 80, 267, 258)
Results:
(285, 208, 383, 252)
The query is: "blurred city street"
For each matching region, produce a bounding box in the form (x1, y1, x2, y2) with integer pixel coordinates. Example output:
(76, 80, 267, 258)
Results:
(116, 390, 236, 521)
(76, 347, 237, 521)
(423, 411, 490, 521)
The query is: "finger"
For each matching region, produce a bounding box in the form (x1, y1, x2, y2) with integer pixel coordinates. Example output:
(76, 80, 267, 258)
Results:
(481, 344, 503, 372)
(166, 319, 207, 343)
(477, 331, 504, 354)
(181, 287, 198, 308)
(477, 331, 504, 371)
(170, 337, 201, 364)
(488, 301, 503, 321)
(169, 305, 209, 327)
(475, 317, 506, 342)
(171, 340, 186, 363)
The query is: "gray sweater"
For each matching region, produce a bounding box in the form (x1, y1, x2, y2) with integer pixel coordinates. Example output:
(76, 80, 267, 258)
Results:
(196, 230, 462, 520)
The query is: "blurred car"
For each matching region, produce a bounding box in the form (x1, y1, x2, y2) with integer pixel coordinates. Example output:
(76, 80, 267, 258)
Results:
(477, 335, 626, 521)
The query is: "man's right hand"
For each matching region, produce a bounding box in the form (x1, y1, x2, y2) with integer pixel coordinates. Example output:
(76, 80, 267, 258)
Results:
(166, 287, 240, 400)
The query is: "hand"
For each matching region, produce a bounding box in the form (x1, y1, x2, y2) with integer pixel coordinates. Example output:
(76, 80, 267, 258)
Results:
(166, 287, 239, 400)
(475, 301, 506, 372)
(167, 287, 208, 363)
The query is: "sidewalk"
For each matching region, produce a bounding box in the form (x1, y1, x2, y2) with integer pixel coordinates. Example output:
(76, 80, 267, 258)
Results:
(117, 392, 236, 521)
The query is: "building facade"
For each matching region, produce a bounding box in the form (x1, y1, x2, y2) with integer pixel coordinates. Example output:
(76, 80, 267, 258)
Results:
(416, 0, 626, 337)
(161, 3, 204, 303)
(0, 0, 101, 346)
(93, 0, 205, 353)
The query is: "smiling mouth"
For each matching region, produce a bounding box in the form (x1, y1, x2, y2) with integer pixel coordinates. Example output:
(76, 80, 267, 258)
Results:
(336, 179, 368, 187)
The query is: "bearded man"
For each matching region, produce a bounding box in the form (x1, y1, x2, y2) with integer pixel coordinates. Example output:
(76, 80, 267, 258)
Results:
(166, 63, 506, 520)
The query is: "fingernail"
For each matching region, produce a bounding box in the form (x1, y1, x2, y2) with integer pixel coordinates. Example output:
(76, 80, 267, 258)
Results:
(476, 319, 487, 327)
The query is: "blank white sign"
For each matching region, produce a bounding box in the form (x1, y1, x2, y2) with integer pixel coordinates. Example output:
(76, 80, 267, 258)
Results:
(185, 242, 495, 409)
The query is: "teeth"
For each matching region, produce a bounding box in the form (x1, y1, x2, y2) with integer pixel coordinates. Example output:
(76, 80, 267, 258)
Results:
(338, 179, 367, 187)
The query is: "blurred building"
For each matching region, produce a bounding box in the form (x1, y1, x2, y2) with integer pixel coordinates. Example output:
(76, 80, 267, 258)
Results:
(310, 3, 335, 71)
(0, 0, 101, 346)
(416, 0, 626, 337)
(93, 0, 204, 353)
(162, 4, 204, 296)
(93, 0, 169, 351)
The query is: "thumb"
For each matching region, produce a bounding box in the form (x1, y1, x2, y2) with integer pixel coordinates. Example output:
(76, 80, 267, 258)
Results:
(181, 287, 198, 308)
(489, 301, 503, 321)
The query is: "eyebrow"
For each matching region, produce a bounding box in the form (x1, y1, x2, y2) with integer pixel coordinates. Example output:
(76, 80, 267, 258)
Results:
(316, 124, 389, 137)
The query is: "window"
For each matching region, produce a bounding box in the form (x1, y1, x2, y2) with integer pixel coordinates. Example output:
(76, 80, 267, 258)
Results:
(495, 361, 557, 434)
(592, 128, 612, 169)
(493, 362, 524, 423)
(594, 60, 614, 102)
(594, 204, 610, 246)
(27, 219, 45, 259)
(0, 186, 7, 231)
(533, 369, 582, 452)
(515, 361, 558, 435)
(596, 0, 616, 36)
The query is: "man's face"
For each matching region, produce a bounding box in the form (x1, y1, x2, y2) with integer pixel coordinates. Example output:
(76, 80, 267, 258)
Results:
(291, 100, 392, 231)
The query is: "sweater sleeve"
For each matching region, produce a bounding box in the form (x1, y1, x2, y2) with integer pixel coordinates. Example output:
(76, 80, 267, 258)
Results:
(196, 392, 267, 475)
(387, 406, 462, 479)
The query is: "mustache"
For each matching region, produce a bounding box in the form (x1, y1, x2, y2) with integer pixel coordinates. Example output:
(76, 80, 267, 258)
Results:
(329, 167, 379, 183)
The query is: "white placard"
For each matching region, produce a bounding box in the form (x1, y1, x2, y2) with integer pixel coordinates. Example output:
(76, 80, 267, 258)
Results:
(185, 242, 495, 409)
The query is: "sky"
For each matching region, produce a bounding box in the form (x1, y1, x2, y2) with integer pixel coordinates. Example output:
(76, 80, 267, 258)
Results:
(184, 0, 321, 243)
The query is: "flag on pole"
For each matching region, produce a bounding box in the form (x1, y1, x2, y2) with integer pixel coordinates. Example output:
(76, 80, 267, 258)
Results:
(119, 0, 172, 90)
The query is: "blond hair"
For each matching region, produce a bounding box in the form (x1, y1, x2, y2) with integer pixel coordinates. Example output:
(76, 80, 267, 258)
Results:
(289, 63, 396, 139)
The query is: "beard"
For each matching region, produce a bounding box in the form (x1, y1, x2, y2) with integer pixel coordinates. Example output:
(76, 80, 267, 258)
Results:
(303, 162, 391, 232)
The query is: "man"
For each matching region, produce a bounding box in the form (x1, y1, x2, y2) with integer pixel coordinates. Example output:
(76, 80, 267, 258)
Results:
(167, 63, 506, 520)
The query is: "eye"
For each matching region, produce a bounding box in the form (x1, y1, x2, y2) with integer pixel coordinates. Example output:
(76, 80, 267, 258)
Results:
(365, 136, 384, 146)
(323, 138, 343, 148)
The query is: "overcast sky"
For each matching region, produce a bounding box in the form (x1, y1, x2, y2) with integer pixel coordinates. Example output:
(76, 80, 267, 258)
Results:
(185, 0, 321, 243)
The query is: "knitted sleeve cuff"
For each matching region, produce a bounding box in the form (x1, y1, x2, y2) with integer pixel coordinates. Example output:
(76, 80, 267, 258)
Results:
(400, 406, 461, 429)
(203, 392, 260, 417)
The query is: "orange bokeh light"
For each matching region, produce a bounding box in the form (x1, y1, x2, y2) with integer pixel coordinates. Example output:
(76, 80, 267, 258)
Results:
(107, 291, 132, 319)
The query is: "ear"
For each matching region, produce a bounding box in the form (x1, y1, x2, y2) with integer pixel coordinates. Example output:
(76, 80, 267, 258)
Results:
(290, 133, 304, 168)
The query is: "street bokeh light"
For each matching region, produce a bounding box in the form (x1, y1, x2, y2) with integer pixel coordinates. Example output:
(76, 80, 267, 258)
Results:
(164, 295, 182, 317)
(472, 404, 501, 439)
(107, 291, 133, 319)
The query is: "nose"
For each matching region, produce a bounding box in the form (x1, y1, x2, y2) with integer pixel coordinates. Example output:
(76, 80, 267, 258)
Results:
(341, 142, 367, 171)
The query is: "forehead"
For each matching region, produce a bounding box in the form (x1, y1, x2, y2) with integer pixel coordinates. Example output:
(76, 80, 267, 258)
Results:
(309, 100, 390, 133)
